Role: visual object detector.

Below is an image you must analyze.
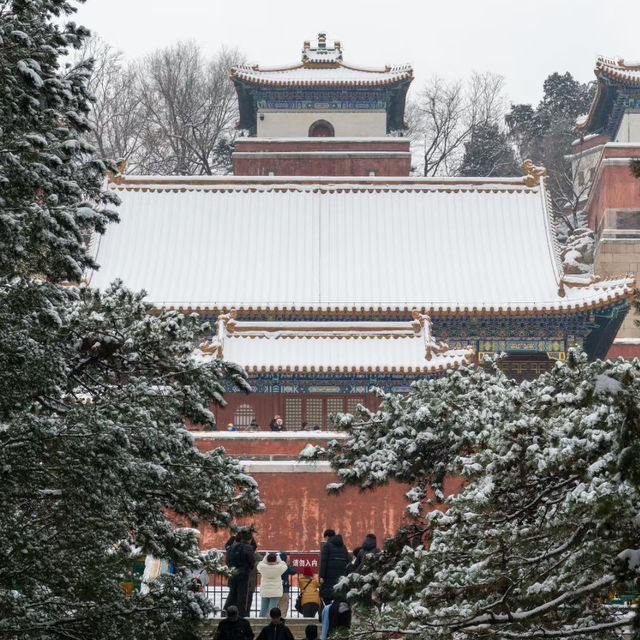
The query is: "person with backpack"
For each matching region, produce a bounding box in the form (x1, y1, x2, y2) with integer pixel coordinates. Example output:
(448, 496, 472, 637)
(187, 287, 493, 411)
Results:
(255, 607, 294, 640)
(214, 605, 254, 640)
(296, 566, 321, 619)
(258, 553, 287, 617)
(224, 531, 256, 617)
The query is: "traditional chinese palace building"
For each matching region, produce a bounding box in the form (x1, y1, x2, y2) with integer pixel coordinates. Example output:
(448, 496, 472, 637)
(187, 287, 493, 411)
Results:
(91, 36, 633, 551)
(570, 56, 640, 359)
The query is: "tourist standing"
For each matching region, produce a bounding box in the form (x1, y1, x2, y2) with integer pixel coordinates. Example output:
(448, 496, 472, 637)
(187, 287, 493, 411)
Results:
(278, 552, 296, 616)
(258, 553, 287, 617)
(298, 566, 321, 619)
(269, 415, 285, 431)
(351, 533, 379, 572)
(248, 551, 263, 614)
(318, 529, 349, 605)
(214, 606, 254, 640)
(255, 608, 295, 640)
(224, 531, 256, 617)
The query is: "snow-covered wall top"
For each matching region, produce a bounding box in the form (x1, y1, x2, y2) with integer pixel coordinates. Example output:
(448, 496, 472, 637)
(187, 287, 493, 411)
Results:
(89, 176, 633, 314)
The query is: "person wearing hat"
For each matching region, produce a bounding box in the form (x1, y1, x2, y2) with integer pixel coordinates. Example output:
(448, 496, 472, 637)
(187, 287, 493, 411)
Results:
(298, 566, 321, 619)
(255, 607, 295, 640)
(257, 553, 287, 617)
(213, 606, 254, 640)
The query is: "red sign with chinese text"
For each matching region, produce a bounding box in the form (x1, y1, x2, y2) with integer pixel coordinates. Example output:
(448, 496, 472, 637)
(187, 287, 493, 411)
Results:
(288, 552, 320, 572)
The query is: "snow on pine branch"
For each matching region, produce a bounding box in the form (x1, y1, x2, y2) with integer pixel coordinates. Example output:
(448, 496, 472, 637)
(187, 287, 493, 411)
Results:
(326, 350, 640, 638)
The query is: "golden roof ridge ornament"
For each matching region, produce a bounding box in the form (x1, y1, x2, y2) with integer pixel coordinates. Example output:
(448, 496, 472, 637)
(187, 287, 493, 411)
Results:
(522, 159, 547, 187)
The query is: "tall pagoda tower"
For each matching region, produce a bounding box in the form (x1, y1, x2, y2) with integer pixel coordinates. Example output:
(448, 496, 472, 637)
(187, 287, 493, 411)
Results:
(231, 33, 413, 177)
(571, 57, 640, 358)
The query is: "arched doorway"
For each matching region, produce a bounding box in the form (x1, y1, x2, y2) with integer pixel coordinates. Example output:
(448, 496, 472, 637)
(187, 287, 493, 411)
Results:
(308, 119, 335, 137)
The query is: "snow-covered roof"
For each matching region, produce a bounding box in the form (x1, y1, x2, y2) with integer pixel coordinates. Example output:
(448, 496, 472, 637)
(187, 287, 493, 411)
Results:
(90, 174, 634, 315)
(595, 56, 640, 85)
(575, 56, 640, 132)
(232, 64, 412, 87)
(204, 312, 473, 374)
(231, 33, 412, 87)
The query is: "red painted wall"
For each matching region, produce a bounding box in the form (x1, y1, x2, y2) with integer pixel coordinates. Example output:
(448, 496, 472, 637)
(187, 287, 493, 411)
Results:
(234, 155, 410, 177)
(195, 472, 464, 552)
(235, 140, 410, 153)
(606, 344, 640, 359)
(233, 139, 411, 177)
(588, 146, 640, 230)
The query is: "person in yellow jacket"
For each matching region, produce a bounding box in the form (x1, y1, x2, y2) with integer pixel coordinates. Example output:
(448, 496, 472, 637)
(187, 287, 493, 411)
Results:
(298, 566, 321, 619)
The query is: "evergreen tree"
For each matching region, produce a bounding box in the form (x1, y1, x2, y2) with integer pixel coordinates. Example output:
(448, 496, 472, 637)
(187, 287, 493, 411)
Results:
(506, 72, 594, 231)
(305, 353, 640, 638)
(0, 2, 261, 637)
(458, 121, 519, 177)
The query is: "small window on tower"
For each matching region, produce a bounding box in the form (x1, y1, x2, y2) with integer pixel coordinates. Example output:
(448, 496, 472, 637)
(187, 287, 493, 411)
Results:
(308, 120, 335, 137)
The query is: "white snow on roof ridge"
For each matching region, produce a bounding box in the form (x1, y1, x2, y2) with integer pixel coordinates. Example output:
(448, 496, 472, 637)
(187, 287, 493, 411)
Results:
(90, 184, 634, 314)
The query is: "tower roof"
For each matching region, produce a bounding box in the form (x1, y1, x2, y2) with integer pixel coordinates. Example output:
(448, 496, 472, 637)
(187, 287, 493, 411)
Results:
(575, 56, 640, 135)
(231, 34, 413, 133)
(231, 33, 413, 87)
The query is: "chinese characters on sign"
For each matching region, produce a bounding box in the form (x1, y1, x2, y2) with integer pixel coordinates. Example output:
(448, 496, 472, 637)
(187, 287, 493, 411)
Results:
(288, 552, 320, 571)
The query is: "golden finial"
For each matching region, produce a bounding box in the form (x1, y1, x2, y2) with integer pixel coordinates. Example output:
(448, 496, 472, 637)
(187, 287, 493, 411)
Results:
(523, 159, 548, 187)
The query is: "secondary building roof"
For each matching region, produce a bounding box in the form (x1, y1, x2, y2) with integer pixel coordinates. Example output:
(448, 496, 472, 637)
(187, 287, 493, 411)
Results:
(89, 172, 633, 316)
(203, 312, 473, 374)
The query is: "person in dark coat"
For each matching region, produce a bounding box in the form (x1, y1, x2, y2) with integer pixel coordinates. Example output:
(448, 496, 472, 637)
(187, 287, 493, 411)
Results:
(224, 531, 256, 617)
(351, 533, 379, 572)
(255, 608, 295, 640)
(269, 415, 285, 431)
(327, 598, 351, 638)
(214, 606, 254, 640)
(225, 532, 258, 552)
(318, 529, 349, 604)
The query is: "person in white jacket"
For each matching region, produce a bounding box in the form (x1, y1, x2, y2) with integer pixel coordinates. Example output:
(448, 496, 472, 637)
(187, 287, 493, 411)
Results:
(258, 553, 287, 617)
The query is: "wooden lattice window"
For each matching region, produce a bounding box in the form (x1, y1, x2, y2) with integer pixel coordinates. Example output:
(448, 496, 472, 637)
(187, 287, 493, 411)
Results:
(346, 397, 364, 415)
(306, 398, 324, 429)
(285, 398, 302, 431)
(326, 398, 344, 429)
(233, 403, 255, 430)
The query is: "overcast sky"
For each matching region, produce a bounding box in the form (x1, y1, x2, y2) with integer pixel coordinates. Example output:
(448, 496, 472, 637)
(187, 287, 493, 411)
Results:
(74, 0, 640, 106)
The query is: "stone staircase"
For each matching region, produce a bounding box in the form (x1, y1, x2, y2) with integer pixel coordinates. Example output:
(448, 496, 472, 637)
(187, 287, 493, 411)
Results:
(202, 618, 319, 639)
